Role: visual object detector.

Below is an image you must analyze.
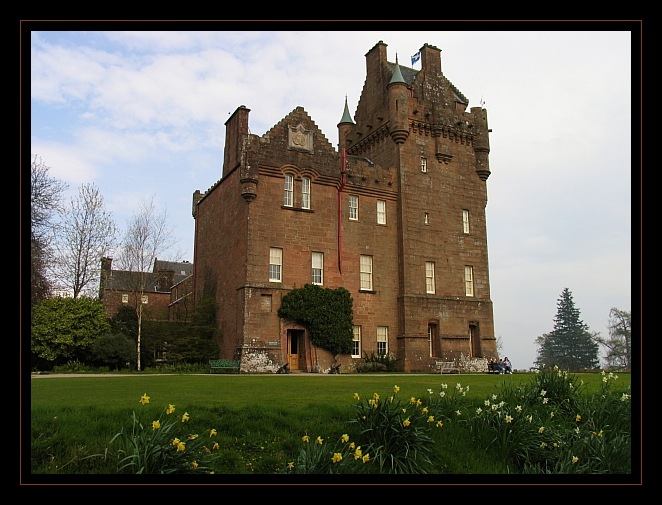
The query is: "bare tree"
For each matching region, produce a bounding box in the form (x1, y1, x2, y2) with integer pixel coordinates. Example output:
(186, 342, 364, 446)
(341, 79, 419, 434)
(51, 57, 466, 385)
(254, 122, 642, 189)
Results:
(51, 183, 118, 298)
(116, 197, 176, 370)
(594, 308, 631, 371)
(30, 155, 68, 305)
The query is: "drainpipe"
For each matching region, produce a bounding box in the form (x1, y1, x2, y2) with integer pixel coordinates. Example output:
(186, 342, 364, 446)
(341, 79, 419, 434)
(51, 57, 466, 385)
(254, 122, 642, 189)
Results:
(338, 148, 347, 273)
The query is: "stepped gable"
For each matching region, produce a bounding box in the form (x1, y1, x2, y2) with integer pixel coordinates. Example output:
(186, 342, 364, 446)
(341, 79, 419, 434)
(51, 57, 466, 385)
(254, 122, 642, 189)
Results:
(259, 106, 340, 178)
(263, 106, 335, 151)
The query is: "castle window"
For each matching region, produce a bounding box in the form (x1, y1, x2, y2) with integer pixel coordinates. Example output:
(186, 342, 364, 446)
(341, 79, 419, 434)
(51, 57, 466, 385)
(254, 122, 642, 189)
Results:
(269, 247, 283, 282)
(312, 251, 323, 285)
(424, 212, 429, 225)
(426, 261, 435, 294)
(349, 195, 358, 220)
(464, 266, 474, 297)
(377, 326, 388, 355)
(283, 175, 293, 207)
(122, 294, 129, 304)
(463, 209, 470, 234)
(302, 177, 311, 209)
(141, 295, 148, 304)
(421, 157, 427, 173)
(360, 255, 373, 291)
(352, 326, 362, 357)
(377, 200, 386, 225)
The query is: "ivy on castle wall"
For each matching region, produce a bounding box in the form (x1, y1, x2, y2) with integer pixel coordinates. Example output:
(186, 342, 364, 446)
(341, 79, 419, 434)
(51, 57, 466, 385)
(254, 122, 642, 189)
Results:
(278, 284, 354, 356)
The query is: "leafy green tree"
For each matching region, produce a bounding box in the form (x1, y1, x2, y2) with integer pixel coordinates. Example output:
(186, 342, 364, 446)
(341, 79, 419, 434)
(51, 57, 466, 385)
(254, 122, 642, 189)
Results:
(594, 308, 631, 371)
(278, 284, 354, 356)
(31, 297, 110, 369)
(534, 288, 599, 371)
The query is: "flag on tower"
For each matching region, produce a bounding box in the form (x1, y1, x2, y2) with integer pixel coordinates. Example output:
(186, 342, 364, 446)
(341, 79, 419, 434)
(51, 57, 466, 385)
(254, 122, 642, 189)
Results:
(411, 51, 421, 66)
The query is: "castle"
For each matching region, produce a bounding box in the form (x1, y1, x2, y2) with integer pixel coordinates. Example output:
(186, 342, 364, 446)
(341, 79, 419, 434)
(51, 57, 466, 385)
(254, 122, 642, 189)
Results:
(191, 40, 496, 373)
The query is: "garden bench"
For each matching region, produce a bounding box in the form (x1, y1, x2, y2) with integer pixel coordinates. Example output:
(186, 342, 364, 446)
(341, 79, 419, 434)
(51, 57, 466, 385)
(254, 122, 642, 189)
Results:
(209, 359, 241, 374)
(435, 360, 459, 374)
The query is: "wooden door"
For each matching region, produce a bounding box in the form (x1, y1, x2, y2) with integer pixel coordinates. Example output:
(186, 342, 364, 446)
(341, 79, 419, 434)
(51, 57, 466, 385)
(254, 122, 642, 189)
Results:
(287, 330, 303, 371)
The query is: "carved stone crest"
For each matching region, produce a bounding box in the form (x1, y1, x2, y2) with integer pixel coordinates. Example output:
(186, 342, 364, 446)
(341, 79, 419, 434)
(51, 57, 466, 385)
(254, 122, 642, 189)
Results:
(288, 124, 313, 152)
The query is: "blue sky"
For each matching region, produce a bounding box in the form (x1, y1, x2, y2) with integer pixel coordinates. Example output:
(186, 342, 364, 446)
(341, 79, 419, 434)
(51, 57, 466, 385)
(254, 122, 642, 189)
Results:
(28, 23, 635, 369)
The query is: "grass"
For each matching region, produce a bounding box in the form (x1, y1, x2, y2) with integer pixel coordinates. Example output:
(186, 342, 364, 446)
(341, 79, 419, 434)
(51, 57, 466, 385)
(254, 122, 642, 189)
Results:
(27, 370, 634, 483)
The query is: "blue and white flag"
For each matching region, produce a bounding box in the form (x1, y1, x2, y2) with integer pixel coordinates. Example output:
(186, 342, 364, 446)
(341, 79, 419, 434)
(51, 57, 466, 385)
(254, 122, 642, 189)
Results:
(411, 51, 421, 66)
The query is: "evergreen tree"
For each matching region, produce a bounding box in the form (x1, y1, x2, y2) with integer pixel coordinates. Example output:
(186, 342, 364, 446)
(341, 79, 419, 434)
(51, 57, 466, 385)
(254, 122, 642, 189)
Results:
(535, 288, 600, 371)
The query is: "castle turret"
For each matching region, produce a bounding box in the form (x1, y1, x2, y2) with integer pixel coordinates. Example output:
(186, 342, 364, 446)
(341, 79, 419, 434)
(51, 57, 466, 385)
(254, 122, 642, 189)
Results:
(337, 96, 354, 151)
(387, 57, 409, 144)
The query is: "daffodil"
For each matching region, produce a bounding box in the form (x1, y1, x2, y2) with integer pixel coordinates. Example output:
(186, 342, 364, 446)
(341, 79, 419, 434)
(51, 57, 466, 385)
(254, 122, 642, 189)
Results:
(362, 454, 370, 463)
(436, 421, 444, 428)
(393, 385, 400, 393)
(538, 426, 545, 433)
(302, 435, 310, 443)
(212, 442, 220, 450)
(403, 418, 411, 427)
(172, 438, 180, 447)
(354, 447, 362, 459)
(176, 441, 186, 452)
(152, 420, 160, 430)
(341, 434, 349, 443)
(353, 393, 360, 401)
(287, 462, 294, 469)
(315, 436, 323, 445)
(191, 461, 199, 469)
(210, 429, 217, 437)
(505, 415, 513, 423)
(332, 453, 343, 463)
(181, 412, 190, 422)
(139, 393, 150, 405)
(576, 414, 582, 422)
(427, 416, 435, 423)
(166, 404, 175, 414)
(572, 456, 579, 464)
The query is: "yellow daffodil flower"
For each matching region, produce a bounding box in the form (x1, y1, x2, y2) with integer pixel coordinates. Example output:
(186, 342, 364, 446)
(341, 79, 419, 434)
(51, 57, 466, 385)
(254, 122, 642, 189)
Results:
(166, 404, 175, 414)
(287, 462, 294, 469)
(436, 421, 443, 428)
(362, 454, 370, 463)
(191, 461, 199, 469)
(353, 393, 360, 401)
(572, 456, 579, 464)
(341, 434, 349, 443)
(403, 418, 411, 427)
(181, 412, 190, 422)
(393, 385, 400, 393)
(302, 435, 310, 443)
(332, 453, 343, 463)
(210, 429, 217, 437)
(576, 414, 582, 422)
(315, 436, 323, 445)
(505, 415, 513, 423)
(152, 420, 160, 430)
(140, 393, 150, 405)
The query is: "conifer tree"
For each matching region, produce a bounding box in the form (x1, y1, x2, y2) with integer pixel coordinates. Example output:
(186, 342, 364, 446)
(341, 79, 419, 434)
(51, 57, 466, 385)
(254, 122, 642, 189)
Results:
(535, 288, 600, 371)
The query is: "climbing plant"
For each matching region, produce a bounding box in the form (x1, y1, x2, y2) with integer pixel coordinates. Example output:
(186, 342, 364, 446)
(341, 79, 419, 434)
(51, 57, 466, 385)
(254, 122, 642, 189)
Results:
(278, 284, 354, 356)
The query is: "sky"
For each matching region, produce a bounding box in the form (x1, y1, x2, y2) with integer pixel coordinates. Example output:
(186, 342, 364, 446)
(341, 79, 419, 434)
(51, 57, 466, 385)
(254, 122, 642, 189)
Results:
(27, 22, 636, 370)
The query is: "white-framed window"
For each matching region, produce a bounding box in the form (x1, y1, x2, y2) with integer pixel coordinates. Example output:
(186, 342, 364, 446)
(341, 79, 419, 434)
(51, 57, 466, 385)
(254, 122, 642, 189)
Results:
(312, 251, 323, 285)
(360, 255, 373, 291)
(349, 195, 358, 220)
(377, 200, 386, 225)
(122, 293, 129, 304)
(269, 247, 283, 282)
(464, 265, 474, 297)
(141, 294, 148, 304)
(421, 157, 427, 173)
(377, 326, 388, 355)
(352, 326, 361, 357)
(283, 174, 293, 207)
(463, 209, 470, 234)
(302, 176, 311, 209)
(426, 261, 435, 294)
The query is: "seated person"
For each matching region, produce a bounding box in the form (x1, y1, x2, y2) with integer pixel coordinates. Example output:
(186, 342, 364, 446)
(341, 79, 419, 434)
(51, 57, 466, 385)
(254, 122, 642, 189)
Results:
(502, 357, 512, 374)
(487, 357, 503, 373)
